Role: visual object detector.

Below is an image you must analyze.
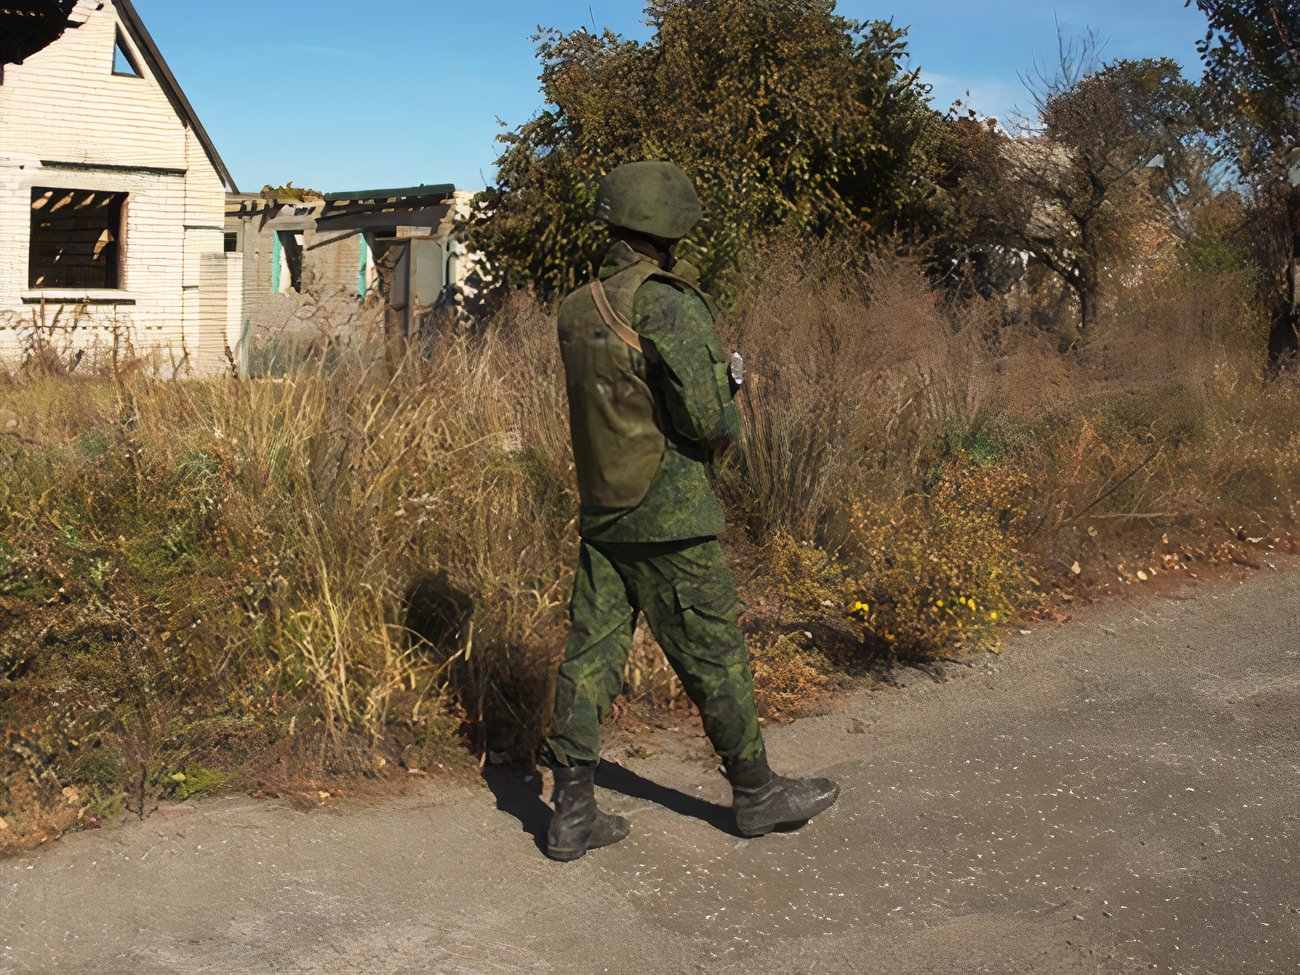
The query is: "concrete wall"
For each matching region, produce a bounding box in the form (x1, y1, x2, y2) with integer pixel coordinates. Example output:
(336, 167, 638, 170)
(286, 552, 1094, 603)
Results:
(225, 206, 372, 372)
(0, 0, 232, 373)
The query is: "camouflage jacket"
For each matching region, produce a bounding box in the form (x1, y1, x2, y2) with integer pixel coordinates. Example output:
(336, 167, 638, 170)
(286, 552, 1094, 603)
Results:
(557, 241, 741, 543)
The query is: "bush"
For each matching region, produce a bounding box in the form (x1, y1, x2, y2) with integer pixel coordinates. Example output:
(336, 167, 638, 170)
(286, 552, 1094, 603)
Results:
(2, 239, 1297, 851)
(842, 463, 1039, 658)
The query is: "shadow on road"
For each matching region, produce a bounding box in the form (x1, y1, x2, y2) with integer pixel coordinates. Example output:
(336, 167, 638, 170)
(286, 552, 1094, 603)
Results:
(481, 764, 551, 854)
(480, 760, 741, 849)
(597, 760, 740, 836)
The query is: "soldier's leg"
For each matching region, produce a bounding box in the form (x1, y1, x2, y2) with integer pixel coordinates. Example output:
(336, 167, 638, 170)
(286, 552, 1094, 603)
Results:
(628, 538, 838, 837)
(542, 540, 637, 768)
(626, 538, 766, 768)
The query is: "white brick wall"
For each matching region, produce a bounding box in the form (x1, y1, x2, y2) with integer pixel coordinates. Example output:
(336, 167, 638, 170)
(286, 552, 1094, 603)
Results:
(0, 0, 232, 373)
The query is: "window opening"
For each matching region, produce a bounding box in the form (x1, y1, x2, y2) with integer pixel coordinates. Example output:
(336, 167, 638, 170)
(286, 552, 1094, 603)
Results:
(29, 188, 127, 290)
(113, 30, 142, 77)
(275, 230, 303, 293)
(224, 231, 239, 253)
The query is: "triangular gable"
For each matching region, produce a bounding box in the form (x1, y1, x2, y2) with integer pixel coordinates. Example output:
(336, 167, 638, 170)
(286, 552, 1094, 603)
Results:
(113, 0, 237, 191)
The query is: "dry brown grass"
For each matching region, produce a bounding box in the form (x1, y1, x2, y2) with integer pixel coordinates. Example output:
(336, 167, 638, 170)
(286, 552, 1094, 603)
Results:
(2, 240, 1297, 851)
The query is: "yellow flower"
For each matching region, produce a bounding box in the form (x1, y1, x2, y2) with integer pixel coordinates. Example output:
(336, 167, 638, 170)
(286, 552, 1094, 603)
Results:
(935, 599, 944, 608)
(988, 611, 999, 622)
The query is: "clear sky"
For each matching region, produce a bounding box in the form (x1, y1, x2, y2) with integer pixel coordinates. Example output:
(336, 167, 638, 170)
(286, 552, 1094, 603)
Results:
(132, 1, 1209, 195)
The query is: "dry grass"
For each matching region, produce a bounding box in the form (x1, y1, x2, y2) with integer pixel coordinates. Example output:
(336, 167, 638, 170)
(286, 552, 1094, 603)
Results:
(0, 296, 575, 849)
(3, 241, 1298, 851)
(719, 239, 1298, 656)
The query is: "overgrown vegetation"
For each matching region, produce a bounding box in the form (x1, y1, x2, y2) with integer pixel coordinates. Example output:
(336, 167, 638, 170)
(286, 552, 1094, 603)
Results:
(5, 1, 1300, 852)
(4, 240, 1296, 851)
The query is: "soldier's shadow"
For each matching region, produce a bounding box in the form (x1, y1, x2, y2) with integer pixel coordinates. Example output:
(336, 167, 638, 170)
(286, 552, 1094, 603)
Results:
(482, 759, 740, 854)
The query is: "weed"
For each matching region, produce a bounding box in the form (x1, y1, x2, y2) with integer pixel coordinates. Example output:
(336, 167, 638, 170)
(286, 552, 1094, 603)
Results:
(1, 242, 1296, 851)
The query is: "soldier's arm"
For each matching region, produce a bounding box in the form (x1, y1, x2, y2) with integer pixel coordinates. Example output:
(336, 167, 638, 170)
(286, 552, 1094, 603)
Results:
(635, 281, 741, 450)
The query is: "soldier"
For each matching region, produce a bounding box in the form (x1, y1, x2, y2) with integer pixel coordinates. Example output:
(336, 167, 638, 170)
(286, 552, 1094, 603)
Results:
(542, 160, 839, 861)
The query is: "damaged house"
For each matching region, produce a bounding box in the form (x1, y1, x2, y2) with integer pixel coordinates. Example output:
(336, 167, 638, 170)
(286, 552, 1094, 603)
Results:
(225, 185, 471, 374)
(1, 0, 474, 376)
(0, 0, 240, 372)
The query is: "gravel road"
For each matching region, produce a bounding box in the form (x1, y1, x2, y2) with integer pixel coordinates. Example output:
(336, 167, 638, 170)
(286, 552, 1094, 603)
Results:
(3, 568, 1297, 975)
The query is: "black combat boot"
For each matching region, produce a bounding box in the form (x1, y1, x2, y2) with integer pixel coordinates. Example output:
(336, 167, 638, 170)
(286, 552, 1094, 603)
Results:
(727, 754, 840, 838)
(545, 764, 631, 861)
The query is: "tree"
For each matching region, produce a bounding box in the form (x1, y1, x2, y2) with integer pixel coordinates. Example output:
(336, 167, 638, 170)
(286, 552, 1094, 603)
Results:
(953, 57, 1201, 331)
(1189, 0, 1300, 360)
(459, 0, 942, 304)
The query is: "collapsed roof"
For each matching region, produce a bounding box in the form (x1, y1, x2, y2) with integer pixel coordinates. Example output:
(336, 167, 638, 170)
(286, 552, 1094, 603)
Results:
(229, 185, 458, 233)
(1, 0, 87, 66)
(1, 0, 237, 191)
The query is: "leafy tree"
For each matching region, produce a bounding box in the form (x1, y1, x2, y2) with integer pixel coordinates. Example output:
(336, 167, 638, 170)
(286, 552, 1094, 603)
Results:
(1189, 0, 1300, 359)
(460, 0, 942, 303)
(953, 58, 1201, 331)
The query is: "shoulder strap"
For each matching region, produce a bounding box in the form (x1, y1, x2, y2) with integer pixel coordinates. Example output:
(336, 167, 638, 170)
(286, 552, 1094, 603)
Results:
(590, 278, 644, 354)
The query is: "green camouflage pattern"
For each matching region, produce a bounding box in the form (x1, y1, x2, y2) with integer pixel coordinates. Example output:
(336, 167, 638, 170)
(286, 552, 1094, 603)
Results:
(544, 537, 766, 768)
(563, 241, 741, 544)
(556, 255, 666, 510)
(594, 160, 702, 240)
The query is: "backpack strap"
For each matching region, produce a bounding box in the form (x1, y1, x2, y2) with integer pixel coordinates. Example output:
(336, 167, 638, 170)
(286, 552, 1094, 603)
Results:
(590, 261, 715, 355)
(590, 278, 644, 354)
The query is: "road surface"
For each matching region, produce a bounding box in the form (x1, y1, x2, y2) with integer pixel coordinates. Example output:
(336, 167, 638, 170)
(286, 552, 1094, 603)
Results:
(3, 568, 1298, 974)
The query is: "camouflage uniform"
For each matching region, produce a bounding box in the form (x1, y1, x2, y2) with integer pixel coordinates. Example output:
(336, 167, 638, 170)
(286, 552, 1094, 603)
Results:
(544, 240, 766, 770)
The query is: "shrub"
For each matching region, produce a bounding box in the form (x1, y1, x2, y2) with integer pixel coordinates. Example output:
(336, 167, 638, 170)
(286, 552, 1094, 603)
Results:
(2, 238, 1297, 852)
(842, 462, 1039, 658)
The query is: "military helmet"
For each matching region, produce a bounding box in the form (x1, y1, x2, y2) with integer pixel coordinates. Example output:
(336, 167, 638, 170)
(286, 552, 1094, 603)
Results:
(594, 161, 702, 240)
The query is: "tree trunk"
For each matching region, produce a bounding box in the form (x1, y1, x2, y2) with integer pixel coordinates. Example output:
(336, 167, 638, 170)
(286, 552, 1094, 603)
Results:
(1071, 269, 1096, 331)
(1078, 285, 1095, 331)
(1272, 184, 1300, 365)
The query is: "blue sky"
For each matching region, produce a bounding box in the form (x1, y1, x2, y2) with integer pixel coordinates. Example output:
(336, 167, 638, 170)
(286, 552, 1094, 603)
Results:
(133, 1, 1209, 194)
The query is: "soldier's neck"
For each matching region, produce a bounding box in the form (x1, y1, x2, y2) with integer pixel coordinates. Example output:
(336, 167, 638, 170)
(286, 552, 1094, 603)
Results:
(619, 235, 672, 270)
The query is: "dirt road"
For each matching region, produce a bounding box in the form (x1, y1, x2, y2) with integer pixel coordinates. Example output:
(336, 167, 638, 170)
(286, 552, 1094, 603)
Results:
(3, 568, 1298, 975)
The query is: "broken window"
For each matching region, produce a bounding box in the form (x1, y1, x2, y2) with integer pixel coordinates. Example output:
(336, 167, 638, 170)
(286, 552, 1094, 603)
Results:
(274, 231, 303, 293)
(29, 188, 127, 290)
(112, 30, 141, 77)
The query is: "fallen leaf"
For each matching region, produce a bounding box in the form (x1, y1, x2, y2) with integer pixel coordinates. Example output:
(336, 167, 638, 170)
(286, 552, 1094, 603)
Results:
(1137, 570, 1149, 581)
(1071, 561, 1082, 575)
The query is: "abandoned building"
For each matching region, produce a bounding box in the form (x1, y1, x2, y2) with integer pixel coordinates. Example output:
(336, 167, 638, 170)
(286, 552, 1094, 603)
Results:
(1, 0, 473, 376)
(0, 0, 240, 372)
(224, 185, 472, 374)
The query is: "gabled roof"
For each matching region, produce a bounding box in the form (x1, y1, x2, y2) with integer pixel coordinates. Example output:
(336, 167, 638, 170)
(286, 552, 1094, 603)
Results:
(114, 0, 237, 192)
(2, 0, 237, 191)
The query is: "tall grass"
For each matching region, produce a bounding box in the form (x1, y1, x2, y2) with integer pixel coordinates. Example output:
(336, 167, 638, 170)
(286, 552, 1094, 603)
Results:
(2, 243, 1297, 850)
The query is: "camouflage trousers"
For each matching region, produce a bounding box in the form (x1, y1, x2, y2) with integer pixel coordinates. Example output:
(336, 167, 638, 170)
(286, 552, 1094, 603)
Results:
(542, 537, 766, 769)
